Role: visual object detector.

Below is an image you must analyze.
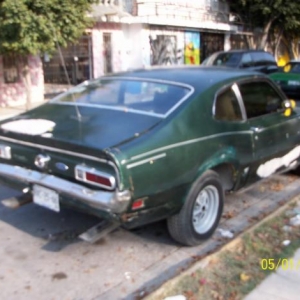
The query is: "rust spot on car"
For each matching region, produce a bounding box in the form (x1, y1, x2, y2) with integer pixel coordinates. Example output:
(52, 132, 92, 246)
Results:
(121, 212, 139, 222)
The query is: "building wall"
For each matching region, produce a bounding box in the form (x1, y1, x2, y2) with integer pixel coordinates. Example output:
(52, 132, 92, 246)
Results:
(91, 23, 228, 76)
(92, 23, 127, 78)
(91, 0, 233, 76)
(92, 23, 150, 77)
(148, 27, 185, 65)
(0, 55, 44, 107)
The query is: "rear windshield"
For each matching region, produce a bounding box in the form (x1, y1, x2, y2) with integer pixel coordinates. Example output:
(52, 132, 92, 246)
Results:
(208, 53, 242, 67)
(52, 79, 191, 116)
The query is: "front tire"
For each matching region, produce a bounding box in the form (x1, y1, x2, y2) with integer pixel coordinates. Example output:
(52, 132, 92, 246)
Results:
(167, 170, 224, 246)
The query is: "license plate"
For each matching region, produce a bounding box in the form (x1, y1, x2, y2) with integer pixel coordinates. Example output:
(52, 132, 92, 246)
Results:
(33, 185, 60, 212)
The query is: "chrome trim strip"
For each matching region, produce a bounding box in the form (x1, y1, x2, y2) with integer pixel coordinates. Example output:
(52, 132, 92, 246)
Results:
(0, 136, 121, 188)
(75, 165, 116, 190)
(0, 163, 130, 214)
(129, 131, 253, 162)
(249, 118, 296, 132)
(126, 153, 166, 169)
(231, 83, 247, 121)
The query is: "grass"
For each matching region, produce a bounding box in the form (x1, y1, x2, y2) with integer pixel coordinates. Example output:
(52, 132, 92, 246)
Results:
(146, 200, 300, 300)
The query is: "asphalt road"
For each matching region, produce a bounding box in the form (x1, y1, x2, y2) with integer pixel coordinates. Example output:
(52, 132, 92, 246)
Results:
(1, 173, 300, 300)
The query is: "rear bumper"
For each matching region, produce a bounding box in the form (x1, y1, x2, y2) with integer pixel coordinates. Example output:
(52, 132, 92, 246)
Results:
(0, 163, 131, 214)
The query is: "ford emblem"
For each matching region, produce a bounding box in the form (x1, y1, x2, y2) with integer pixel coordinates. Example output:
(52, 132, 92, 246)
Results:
(55, 162, 69, 171)
(34, 154, 50, 169)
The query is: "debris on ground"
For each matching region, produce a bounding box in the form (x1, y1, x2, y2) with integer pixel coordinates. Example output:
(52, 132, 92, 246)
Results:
(282, 240, 291, 246)
(124, 272, 131, 280)
(290, 215, 300, 226)
(282, 225, 293, 232)
(164, 296, 186, 300)
(217, 228, 234, 238)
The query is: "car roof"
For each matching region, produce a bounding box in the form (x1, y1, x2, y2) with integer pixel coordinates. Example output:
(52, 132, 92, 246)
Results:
(105, 66, 266, 92)
(213, 49, 268, 54)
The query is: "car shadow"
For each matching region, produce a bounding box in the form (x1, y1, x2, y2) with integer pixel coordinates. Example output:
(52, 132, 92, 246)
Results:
(0, 186, 176, 252)
(0, 186, 102, 251)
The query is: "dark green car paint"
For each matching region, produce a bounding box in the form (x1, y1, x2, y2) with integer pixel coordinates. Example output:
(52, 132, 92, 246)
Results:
(0, 67, 300, 229)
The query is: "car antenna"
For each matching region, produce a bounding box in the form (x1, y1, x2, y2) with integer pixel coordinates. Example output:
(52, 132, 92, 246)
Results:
(53, 29, 82, 122)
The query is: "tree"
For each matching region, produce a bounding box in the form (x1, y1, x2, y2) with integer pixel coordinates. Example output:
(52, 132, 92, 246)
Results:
(0, 0, 99, 110)
(228, 0, 300, 51)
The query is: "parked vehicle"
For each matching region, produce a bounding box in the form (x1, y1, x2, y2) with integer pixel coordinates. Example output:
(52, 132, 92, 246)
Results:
(269, 60, 300, 100)
(202, 50, 278, 74)
(0, 66, 298, 246)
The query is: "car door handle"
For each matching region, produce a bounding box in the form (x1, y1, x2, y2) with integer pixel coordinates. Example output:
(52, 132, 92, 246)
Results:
(250, 126, 263, 133)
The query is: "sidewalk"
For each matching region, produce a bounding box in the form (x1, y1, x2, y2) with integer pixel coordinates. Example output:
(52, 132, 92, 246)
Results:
(244, 249, 300, 300)
(0, 100, 46, 122)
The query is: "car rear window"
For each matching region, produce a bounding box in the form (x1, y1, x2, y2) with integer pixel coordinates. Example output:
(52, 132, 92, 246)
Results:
(52, 79, 191, 116)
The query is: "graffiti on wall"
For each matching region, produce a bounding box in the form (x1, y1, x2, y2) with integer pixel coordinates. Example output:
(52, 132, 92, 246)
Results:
(184, 32, 200, 65)
(149, 35, 182, 66)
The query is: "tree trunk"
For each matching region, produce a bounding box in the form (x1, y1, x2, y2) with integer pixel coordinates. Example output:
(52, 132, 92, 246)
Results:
(245, 34, 255, 49)
(290, 38, 300, 59)
(18, 56, 32, 111)
(274, 30, 283, 60)
(258, 19, 274, 50)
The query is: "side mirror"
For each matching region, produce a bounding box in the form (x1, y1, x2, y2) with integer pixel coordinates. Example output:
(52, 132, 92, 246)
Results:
(282, 99, 296, 116)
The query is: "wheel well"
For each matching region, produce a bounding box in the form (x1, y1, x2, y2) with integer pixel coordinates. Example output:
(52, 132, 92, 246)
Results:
(211, 163, 235, 191)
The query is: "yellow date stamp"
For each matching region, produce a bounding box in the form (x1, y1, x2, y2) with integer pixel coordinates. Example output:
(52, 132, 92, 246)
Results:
(261, 258, 300, 271)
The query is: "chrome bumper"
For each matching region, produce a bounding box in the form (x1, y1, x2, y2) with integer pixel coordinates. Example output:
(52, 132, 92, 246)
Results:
(0, 163, 131, 213)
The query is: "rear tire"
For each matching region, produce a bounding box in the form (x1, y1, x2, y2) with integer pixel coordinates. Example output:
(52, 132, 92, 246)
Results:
(167, 170, 224, 246)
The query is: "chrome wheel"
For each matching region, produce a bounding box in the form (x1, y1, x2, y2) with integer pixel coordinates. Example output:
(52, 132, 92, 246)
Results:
(167, 170, 224, 246)
(192, 185, 219, 234)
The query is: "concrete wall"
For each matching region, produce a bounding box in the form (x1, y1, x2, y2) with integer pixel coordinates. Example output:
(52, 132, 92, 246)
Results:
(0, 55, 44, 107)
(92, 23, 149, 78)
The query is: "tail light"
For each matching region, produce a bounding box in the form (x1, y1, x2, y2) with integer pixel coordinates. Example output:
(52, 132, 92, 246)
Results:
(0, 145, 11, 159)
(75, 165, 116, 190)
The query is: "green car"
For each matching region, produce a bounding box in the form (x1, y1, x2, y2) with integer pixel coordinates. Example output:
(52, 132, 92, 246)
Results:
(0, 67, 299, 246)
(270, 60, 300, 100)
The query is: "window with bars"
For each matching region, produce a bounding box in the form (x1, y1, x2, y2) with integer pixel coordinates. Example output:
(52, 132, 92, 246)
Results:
(3, 56, 19, 84)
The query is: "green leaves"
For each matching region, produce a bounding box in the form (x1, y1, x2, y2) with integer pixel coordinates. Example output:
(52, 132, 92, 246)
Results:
(0, 0, 98, 55)
(228, 0, 300, 49)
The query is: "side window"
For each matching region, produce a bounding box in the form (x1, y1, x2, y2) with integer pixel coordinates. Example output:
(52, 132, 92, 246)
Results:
(214, 88, 243, 121)
(239, 81, 283, 119)
(251, 52, 265, 66)
(263, 52, 276, 65)
(240, 53, 252, 67)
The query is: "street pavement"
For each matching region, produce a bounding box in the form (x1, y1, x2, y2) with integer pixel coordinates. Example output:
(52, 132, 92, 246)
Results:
(1, 102, 300, 300)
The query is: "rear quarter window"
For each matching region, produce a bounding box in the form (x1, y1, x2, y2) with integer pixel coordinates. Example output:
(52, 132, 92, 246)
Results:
(214, 88, 243, 121)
